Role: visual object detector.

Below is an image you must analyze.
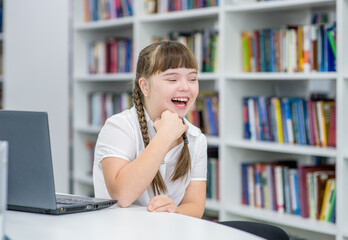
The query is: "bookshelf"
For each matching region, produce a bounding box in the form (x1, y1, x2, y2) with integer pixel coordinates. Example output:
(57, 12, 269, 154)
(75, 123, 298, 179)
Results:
(72, 1, 346, 239)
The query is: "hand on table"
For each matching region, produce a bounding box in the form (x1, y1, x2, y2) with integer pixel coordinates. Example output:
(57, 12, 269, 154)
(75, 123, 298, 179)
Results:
(147, 194, 178, 213)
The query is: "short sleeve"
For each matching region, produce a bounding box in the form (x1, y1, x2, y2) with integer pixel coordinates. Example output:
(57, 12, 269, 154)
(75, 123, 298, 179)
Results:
(190, 134, 207, 181)
(94, 115, 136, 166)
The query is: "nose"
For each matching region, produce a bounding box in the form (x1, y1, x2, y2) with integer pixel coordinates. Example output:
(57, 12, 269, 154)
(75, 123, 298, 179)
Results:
(178, 79, 189, 91)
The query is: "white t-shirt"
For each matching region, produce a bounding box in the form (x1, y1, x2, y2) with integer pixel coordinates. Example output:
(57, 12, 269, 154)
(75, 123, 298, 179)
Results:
(93, 106, 207, 206)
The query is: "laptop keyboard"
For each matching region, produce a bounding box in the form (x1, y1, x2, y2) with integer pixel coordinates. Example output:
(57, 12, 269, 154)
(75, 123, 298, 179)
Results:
(56, 196, 93, 205)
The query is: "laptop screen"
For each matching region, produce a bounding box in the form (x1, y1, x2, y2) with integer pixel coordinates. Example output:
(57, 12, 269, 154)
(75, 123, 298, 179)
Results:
(0, 111, 57, 210)
(0, 141, 8, 239)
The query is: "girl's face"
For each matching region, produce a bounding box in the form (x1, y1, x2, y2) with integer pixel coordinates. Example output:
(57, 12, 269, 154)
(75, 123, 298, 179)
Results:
(141, 68, 199, 121)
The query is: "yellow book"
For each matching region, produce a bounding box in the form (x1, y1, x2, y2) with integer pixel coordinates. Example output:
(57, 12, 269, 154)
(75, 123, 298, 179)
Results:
(325, 179, 336, 222)
(316, 101, 327, 147)
(272, 97, 283, 143)
(241, 31, 251, 72)
(297, 26, 303, 72)
(319, 179, 332, 221)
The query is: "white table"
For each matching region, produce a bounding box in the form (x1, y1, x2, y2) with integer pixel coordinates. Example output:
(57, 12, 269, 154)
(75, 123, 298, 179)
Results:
(4, 205, 265, 240)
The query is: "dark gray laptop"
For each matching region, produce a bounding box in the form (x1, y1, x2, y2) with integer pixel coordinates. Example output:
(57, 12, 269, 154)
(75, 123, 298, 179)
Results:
(0, 110, 117, 214)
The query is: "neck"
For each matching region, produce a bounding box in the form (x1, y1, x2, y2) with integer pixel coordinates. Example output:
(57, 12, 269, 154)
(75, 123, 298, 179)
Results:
(143, 103, 158, 122)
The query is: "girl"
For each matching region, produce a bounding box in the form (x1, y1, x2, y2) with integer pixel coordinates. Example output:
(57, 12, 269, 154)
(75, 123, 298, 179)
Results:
(93, 41, 207, 218)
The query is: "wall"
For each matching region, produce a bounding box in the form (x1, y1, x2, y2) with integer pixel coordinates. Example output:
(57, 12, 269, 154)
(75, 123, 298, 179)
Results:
(3, 0, 70, 193)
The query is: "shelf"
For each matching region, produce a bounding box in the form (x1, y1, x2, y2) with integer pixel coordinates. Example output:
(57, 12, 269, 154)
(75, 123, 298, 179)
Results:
(75, 73, 135, 82)
(226, 205, 336, 235)
(73, 172, 93, 186)
(198, 72, 220, 81)
(206, 136, 220, 146)
(205, 199, 221, 211)
(343, 231, 348, 238)
(226, 139, 337, 157)
(225, 72, 337, 81)
(140, 7, 219, 23)
(225, 0, 335, 13)
(74, 16, 134, 31)
(75, 125, 101, 134)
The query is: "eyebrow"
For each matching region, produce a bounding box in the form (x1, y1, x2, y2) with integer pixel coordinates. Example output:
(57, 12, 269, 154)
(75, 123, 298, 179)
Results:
(162, 71, 198, 76)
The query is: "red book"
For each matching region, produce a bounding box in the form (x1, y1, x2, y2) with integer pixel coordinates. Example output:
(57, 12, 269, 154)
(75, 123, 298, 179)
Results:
(254, 30, 261, 72)
(111, 39, 118, 73)
(327, 103, 336, 147)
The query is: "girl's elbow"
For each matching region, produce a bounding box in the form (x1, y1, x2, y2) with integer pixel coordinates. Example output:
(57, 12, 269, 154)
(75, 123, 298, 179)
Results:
(117, 199, 132, 208)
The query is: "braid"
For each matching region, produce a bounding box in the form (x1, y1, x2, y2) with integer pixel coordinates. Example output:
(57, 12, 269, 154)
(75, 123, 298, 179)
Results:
(133, 83, 167, 196)
(171, 132, 191, 181)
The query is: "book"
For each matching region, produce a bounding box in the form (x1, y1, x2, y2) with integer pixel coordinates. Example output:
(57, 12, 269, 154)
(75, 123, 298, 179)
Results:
(313, 170, 335, 220)
(298, 165, 335, 218)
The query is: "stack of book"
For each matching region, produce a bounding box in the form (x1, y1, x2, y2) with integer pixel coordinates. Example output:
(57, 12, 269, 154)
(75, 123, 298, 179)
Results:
(241, 23, 336, 73)
(88, 92, 132, 127)
(152, 28, 219, 73)
(241, 160, 336, 223)
(243, 96, 336, 147)
(84, 0, 133, 21)
(145, 0, 219, 14)
(87, 37, 133, 74)
(187, 92, 219, 136)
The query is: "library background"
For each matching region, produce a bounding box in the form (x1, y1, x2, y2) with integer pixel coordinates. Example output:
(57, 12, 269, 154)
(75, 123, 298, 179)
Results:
(1, 0, 348, 240)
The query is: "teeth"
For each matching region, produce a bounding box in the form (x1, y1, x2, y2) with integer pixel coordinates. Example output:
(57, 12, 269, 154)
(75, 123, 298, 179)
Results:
(172, 97, 188, 102)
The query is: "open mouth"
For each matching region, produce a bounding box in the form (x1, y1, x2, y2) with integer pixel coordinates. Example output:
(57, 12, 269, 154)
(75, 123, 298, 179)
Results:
(171, 97, 189, 107)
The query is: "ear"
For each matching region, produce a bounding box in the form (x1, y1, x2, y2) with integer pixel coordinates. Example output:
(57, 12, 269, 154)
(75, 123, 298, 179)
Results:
(139, 77, 149, 97)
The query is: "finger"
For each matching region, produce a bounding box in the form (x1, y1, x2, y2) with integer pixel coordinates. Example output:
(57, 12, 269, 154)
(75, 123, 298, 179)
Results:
(148, 195, 173, 211)
(148, 195, 171, 209)
(152, 203, 176, 213)
(183, 124, 189, 132)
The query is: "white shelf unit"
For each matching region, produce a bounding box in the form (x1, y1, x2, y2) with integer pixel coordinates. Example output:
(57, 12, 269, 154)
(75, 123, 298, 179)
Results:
(72, 1, 346, 239)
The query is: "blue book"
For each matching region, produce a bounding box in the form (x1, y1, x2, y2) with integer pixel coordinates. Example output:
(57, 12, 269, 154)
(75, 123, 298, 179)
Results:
(293, 169, 301, 215)
(302, 99, 310, 145)
(256, 98, 264, 140)
(280, 99, 288, 144)
(264, 29, 271, 72)
(319, 25, 326, 72)
(243, 97, 251, 139)
(258, 96, 271, 141)
(297, 98, 307, 145)
(206, 97, 217, 136)
(282, 98, 294, 144)
(269, 29, 275, 72)
(241, 163, 250, 205)
(327, 25, 336, 72)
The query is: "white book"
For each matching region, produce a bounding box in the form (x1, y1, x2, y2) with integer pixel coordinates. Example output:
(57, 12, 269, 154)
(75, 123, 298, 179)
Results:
(275, 166, 284, 213)
(194, 32, 203, 72)
(247, 98, 256, 141)
(247, 165, 255, 207)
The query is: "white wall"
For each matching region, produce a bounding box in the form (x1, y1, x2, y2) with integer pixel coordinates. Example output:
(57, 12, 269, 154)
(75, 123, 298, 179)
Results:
(3, 0, 70, 193)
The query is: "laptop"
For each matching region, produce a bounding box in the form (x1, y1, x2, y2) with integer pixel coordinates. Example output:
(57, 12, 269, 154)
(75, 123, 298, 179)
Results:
(0, 110, 117, 214)
(0, 141, 8, 238)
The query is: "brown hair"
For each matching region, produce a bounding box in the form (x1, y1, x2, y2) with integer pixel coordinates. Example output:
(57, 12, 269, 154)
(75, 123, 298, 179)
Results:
(133, 41, 198, 195)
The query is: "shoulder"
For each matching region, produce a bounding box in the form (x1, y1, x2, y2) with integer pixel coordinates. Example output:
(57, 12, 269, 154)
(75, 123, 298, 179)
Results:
(184, 119, 207, 153)
(184, 118, 206, 142)
(105, 106, 137, 127)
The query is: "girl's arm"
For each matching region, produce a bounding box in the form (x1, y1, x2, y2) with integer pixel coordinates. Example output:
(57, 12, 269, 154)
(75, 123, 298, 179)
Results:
(101, 110, 187, 207)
